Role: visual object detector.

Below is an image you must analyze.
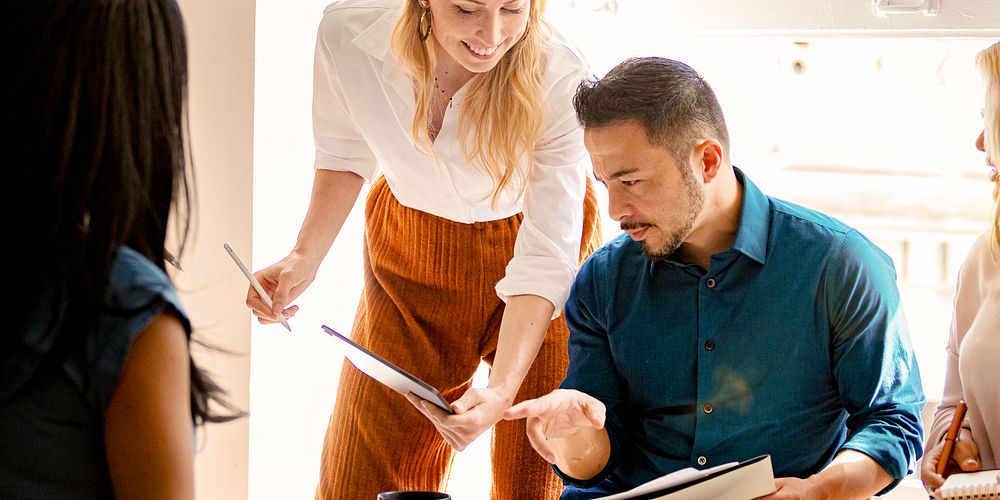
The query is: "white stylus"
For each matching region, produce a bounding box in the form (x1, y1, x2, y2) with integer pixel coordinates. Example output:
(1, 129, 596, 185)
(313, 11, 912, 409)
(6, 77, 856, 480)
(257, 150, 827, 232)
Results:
(223, 242, 292, 332)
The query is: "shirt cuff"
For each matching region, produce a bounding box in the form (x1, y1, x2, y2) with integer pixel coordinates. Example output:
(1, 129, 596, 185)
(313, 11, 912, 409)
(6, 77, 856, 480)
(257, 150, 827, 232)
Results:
(314, 149, 377, 182)
(839, 429, 918, 497)
(495, 255, 577, 319)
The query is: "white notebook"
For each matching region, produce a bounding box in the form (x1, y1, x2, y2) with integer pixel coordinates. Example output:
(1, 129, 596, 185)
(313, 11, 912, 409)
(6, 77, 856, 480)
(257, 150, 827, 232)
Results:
(595, 455, 775, 500)
(940, 470, 1000, 499)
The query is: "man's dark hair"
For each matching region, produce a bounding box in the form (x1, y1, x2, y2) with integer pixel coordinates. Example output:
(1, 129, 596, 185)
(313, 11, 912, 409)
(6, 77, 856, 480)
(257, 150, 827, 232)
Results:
(574, 57, 730, 161)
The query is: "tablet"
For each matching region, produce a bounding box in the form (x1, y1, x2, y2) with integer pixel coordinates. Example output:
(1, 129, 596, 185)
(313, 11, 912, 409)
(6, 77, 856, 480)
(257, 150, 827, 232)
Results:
(322, 325, 454, 414)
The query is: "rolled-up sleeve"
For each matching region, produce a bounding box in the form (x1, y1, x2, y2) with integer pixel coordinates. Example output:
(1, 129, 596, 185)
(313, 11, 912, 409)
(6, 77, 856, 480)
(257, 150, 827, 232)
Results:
(557, 252, 629, 487)
(494, 60, 590, 317)
(312, 13, 378, 181)
(824, 230, 925, 494)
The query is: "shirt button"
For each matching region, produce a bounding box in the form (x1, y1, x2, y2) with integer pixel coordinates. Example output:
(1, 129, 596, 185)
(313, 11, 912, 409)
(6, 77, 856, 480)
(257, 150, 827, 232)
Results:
(703, 402, 714, 414)
(697, 455, 707, 466)
(705, 278, 716, 288)
(704, 340, 715, 351)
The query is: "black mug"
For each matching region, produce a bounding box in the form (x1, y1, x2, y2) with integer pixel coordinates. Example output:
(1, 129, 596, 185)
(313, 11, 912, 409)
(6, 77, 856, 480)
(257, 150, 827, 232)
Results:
(377, 491, 450, 500)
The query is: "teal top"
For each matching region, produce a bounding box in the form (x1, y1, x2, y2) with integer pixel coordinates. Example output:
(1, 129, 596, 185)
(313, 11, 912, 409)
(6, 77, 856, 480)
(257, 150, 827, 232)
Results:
(0, 246, 191, 499)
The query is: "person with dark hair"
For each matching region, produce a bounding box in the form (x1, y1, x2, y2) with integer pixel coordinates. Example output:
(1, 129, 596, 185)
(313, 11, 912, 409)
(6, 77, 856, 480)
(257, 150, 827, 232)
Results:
(0, 1, 237, 498)
(504, 57, 925, 499)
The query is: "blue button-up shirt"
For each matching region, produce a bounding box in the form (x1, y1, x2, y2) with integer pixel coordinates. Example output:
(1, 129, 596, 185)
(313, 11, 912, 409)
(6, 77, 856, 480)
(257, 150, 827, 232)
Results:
(557, 169, 924, 498)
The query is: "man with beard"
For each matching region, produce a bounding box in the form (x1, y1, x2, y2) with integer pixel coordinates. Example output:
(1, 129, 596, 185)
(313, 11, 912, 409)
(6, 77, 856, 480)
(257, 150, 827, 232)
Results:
(502, 57, 925, 500)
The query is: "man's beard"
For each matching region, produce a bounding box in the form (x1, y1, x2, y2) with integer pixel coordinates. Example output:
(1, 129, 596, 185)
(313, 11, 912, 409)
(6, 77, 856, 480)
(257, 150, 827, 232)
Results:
(640, 165, 704, 261)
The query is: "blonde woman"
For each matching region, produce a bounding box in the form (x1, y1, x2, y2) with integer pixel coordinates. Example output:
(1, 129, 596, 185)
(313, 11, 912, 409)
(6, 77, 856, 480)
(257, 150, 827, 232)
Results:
(921, 40, 1000, 496)
(246, 0, 601, 498)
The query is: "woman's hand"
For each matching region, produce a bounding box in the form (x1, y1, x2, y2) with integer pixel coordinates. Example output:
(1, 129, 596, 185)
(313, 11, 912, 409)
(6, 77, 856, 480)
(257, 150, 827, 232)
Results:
(921, 428, 981, 496)
(245, 251, 319, 323)
(245, 170, 364, 324)
(406, 386, 515, 451)
(405, 295, 555, 449)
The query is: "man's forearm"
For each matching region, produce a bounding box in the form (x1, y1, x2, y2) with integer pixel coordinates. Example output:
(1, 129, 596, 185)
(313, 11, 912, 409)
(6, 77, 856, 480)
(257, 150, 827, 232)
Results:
(805, 449, 893, 500)
(550, 426, 612, 481)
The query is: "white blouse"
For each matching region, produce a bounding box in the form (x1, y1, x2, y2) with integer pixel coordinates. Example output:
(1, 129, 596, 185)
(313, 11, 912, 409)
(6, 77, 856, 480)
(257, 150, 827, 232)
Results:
(928, 231, 1000, 469)
(313, 0, 591, 315)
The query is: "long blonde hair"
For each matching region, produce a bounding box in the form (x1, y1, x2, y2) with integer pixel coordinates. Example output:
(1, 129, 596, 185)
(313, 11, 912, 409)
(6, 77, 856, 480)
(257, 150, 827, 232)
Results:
(979, 41, 1000, 250)
(390, 0, 549, 206)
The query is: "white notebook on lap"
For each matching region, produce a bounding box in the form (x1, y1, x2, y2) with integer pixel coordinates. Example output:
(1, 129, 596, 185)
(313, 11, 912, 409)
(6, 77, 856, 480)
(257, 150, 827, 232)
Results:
(595, 454, 775, 500)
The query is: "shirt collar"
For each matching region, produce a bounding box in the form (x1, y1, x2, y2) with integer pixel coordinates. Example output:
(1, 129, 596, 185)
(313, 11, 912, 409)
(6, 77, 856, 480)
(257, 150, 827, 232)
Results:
(647, 166, 770, 275)
(351, 8, 399, 62)
(350, 8, 416, 126)
(730, 166, 769, 266)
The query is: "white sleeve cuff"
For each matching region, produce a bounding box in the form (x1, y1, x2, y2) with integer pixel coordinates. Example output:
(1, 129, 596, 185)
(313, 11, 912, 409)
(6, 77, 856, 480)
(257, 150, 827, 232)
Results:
(314, 149, 378, 182)
(495, 256, 578, 320)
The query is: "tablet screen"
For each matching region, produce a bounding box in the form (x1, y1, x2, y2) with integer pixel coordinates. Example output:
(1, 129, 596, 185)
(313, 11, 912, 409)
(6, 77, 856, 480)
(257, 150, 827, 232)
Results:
(322, 325, 454, 414)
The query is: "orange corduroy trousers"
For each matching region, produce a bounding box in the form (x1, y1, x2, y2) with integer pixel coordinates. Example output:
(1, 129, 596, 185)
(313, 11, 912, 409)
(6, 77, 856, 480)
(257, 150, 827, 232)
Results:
(316, 176, 602, 500)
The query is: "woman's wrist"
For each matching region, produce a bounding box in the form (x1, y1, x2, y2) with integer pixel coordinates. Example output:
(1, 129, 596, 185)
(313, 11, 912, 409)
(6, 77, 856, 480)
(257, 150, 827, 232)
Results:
(486, 378, 521, 404)
(289, 245, 324, 272)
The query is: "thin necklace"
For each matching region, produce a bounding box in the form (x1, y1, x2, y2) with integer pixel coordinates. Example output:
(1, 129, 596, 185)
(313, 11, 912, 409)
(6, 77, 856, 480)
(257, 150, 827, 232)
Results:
(433, 75, 453, 109)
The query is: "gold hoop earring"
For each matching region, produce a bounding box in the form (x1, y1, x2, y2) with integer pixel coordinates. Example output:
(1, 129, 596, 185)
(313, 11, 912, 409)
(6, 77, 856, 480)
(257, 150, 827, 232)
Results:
(418, 7, 432, 42)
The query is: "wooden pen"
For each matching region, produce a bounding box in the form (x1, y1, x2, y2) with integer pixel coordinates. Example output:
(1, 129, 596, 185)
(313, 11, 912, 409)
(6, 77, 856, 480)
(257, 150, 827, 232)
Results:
(936, 400, 968, 475)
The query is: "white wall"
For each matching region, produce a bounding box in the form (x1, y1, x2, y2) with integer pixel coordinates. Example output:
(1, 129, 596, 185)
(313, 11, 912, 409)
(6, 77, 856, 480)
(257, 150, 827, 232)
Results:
(249, 1, 358, 498)
(175, 0, 255, 498)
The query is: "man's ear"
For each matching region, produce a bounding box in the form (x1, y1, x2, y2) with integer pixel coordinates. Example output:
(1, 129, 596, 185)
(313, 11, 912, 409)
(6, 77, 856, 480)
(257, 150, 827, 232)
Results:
(693, 139, 724, 183)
